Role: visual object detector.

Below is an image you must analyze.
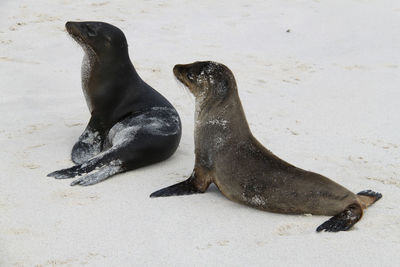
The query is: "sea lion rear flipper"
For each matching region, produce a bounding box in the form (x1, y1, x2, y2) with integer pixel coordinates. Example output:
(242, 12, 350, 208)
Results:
(357, 190, 382, 208)
(150, 170, 210, 198)
(47, 149, 117, 180)
(47, 164, 86, 179)
(70, 164, 122, 186)
(316, 203, 362, 232)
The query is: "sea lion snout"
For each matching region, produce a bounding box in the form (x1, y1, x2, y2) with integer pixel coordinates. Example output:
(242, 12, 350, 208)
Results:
(173, 64, 184, 79)
(65, 21, 98, 39)
(173, 64, 194, 91)
(65, 21, 78, 35)
(65, 21, 87, 43)
(65, 21, 72, 29)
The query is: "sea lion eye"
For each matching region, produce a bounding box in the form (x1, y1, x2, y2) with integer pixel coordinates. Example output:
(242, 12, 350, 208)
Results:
(105, 35, 112, 43)
(187, 72, 194, 81)
(86, 25, 96, 37)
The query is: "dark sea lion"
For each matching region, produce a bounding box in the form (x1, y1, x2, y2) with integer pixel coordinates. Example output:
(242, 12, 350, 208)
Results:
(150, 61, 382, 232)
(47, 21, 181, 186)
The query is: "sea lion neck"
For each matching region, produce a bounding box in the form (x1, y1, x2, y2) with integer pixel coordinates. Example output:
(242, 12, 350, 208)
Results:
(89, 52, 142, 85)
(195, 89, 251, 137)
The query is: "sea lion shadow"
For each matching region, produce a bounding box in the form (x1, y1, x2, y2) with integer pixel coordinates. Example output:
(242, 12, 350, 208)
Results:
(207, 184, 227, 200)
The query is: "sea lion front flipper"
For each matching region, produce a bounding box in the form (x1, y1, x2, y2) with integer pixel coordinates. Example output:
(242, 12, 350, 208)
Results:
(316, 203, 362, 232)
(71, 120, 104, 165)
(150, 169, 211, 198)
(150, 178, 201, 197)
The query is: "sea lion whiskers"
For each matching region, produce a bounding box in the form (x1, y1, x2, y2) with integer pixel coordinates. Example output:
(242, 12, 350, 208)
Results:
(66, 22, 98, 60)
(174, 74, 193, 103)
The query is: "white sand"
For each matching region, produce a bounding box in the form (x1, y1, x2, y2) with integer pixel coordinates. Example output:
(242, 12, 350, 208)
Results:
(1, 0, 399, 266)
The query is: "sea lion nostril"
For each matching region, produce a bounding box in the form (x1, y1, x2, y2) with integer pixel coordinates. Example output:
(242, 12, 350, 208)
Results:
(65, 21, 74, 32)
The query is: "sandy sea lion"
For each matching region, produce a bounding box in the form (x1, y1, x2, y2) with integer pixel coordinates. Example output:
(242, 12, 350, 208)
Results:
(150, 61, 382, 232)
(47, 21, 181, 186)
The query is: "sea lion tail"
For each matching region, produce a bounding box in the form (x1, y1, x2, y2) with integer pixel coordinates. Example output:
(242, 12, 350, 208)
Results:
(316, 190, 382, 232)
(356, 190, 382, 208)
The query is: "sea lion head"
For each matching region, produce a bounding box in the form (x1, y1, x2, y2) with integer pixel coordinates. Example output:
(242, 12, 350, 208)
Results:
(173, 61, 237, 102)
(65, 21, 128, 56)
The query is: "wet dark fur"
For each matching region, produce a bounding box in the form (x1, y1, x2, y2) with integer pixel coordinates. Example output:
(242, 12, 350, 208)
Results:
(47, 21, 181, 186)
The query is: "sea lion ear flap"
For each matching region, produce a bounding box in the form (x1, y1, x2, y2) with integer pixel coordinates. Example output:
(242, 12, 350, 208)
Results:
(218, 77, 230, 93)
(215, 79, 230, 97)
(104, 35, 113, 47)
(223, 78, 230, 88)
